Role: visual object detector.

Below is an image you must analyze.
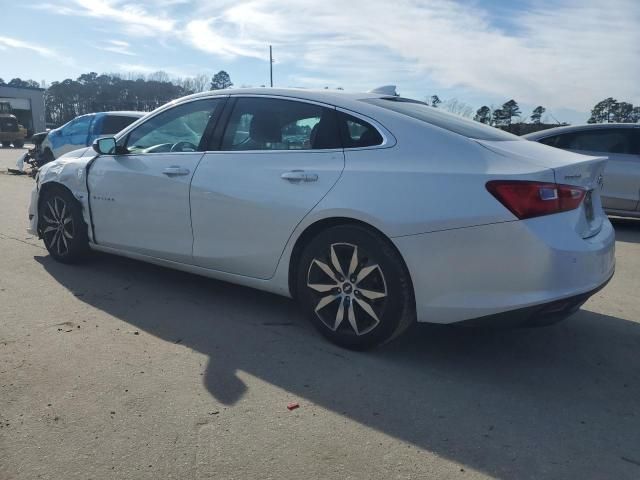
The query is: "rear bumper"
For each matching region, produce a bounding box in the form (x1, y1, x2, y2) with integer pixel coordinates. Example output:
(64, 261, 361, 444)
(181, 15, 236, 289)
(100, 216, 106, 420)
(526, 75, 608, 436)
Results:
(392, 213, 616, 324)
(457, 270, 613, 327)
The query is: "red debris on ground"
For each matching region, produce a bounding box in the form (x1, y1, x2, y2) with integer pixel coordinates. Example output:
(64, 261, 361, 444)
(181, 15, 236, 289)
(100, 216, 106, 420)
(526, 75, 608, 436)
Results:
(287, 402, 299, 411)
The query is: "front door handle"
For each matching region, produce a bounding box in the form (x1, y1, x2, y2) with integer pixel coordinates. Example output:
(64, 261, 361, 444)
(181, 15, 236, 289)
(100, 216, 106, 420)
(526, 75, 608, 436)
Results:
(163, 166, 190, 176)
(281, 170, 319, 183)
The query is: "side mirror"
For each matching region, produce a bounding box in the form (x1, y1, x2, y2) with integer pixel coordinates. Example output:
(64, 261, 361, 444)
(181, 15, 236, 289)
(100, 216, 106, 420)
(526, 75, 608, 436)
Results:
(93, 137, 116, 155)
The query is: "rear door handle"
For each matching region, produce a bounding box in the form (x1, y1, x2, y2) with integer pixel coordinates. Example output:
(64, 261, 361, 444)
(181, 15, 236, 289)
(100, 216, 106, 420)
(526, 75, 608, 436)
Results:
(281, 170, 319, 183)
(163, 166, 190, 176)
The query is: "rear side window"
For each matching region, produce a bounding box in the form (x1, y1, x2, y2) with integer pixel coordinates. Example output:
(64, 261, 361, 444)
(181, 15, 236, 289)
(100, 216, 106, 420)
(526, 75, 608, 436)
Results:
(100, 115, 140, 135)
(542, 129, 637, 154)
(338, 112, 383, 148)
(364, 97, 517, 141)
(221, 97, 341, 151)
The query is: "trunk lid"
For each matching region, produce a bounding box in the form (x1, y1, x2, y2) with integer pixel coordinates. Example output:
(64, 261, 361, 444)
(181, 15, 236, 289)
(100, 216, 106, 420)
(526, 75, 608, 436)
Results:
(477, 139, 608, 238)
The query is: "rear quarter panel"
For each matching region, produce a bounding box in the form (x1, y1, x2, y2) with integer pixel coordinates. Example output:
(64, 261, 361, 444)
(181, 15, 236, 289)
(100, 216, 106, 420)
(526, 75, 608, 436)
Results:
(314, 117, 555, 237)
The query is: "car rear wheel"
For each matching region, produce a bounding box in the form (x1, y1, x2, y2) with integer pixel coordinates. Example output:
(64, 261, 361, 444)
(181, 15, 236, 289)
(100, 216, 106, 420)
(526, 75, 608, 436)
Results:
(39, 187, 89, 264)
(296, 224, 415, 349)
(1, 141, 10, 148)
(13, 140, 24, 148)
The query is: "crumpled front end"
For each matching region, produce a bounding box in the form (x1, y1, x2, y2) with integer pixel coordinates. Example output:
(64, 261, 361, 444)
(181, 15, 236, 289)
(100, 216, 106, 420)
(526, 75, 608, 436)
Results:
(26, 148, 96, 240)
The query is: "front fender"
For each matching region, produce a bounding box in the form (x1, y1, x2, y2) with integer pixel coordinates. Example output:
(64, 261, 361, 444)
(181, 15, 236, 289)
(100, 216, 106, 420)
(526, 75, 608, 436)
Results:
(32, 149, 97, 240)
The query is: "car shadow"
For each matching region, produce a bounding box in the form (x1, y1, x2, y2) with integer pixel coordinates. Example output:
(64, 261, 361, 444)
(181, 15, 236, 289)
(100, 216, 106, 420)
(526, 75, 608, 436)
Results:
(611, 217, 640, 244)
(34, 253, 640, 479)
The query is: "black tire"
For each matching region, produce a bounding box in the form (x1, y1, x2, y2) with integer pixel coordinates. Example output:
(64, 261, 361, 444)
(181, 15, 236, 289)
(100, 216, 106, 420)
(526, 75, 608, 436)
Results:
(1, 141, 10, 148)
(39, 186, 89, 264)
(13, 139, 24, 148)
(296, 224, 415, 350)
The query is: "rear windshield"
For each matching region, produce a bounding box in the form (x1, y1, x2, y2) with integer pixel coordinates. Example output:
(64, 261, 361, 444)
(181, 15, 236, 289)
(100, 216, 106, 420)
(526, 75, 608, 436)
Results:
(364, 98, 518, 141)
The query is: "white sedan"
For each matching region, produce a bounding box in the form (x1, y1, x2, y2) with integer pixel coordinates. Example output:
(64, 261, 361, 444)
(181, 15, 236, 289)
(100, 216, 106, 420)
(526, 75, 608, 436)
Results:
(28, 88, 615, 349)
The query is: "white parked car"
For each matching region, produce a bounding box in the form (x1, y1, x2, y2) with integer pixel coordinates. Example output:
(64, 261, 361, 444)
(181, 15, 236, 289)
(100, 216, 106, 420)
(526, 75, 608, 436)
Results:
(524, 124, 640, 218)
(28, 88, 615, 349)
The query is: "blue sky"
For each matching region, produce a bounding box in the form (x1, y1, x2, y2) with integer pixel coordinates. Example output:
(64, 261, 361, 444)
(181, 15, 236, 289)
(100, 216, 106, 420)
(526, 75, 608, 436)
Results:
(1, 0, 639, 124)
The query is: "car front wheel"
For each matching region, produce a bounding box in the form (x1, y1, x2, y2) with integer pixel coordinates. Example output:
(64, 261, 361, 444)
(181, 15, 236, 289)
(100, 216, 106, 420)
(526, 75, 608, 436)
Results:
(297, 224, 415, 349)
(39, 187, 89, 263)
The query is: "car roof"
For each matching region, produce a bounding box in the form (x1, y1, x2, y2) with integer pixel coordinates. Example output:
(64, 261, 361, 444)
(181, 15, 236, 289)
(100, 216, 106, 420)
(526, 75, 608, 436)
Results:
(179, 87, 390, 106)
(524, 123, 640, 140)
(99, 111, 146, 117)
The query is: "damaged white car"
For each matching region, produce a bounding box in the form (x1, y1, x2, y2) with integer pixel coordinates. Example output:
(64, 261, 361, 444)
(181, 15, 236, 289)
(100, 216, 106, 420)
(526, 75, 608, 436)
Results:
(28, 88, 615, 349)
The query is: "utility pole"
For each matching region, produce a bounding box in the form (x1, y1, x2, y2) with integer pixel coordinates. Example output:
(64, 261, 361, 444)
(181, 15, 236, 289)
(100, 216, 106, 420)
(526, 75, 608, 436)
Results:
(269, 45, 273, 87)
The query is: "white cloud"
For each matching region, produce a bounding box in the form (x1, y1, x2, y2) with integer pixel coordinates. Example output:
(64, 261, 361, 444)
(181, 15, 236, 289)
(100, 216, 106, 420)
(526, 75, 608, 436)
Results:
(33, 0, 640, 111)
(182, 0, 640, 110)
(96, 39, 137, 56)
(0, 35, 58, 57)
(36, 0, 175, 36)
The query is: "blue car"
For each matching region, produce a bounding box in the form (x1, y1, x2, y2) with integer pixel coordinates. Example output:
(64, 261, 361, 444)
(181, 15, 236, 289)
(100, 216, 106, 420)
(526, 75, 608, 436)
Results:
(38, 111, 145, 162)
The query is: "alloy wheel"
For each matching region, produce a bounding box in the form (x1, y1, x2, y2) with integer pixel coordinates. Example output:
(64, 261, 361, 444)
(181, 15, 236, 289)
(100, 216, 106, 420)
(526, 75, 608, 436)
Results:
(42, 196, 74, 257)
(306, 242, 388, 336)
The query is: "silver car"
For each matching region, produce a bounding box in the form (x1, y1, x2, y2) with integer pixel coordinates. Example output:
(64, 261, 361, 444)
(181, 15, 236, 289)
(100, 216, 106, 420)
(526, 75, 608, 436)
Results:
(525, 124, 640, 218)
(28, 88, 615, 349)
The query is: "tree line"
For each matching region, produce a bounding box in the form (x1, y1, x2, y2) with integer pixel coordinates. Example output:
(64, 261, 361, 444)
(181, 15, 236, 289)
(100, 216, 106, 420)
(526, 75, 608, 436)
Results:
(426, 95, 639, 135)
(1, 71, 234, 127)
(1, 74, 638, 130)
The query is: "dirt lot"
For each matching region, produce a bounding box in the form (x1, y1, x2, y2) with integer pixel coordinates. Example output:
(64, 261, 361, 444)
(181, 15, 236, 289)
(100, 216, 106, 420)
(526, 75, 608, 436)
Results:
(1, 146, 639, 480)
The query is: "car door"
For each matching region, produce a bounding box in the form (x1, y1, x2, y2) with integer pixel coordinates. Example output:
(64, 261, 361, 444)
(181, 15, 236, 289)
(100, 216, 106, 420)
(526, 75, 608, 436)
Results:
(190, 96, 345, 279)
(88, 98, 225, 263)
(545, 128, 640, 212)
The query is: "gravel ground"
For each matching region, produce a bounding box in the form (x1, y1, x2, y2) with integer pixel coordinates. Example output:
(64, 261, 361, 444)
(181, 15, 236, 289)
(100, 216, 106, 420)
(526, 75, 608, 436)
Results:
(1, 146, 640, 480)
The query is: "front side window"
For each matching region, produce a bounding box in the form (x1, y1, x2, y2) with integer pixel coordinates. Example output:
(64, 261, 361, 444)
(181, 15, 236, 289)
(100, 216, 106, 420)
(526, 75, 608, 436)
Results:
(124, 99, 221, 154)
(221, 97, 341, 151)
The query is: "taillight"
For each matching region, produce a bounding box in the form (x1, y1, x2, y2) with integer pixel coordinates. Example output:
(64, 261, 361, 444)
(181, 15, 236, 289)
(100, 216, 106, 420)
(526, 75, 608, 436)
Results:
(486, 180, 586, 220)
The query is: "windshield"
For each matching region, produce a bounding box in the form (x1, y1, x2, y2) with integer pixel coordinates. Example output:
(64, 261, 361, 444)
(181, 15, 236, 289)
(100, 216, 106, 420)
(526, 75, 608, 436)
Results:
(364, 97, 518, 141)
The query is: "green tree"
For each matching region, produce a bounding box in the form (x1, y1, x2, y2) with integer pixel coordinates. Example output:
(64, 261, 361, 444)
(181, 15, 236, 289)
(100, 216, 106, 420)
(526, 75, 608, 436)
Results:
(611, 101, 634, 123)
(500, 99, 521, 125)
(631, 106, 640, 123)
(587, 97, 617, 123)
(0, 78, 5, 86)
(430, 95, 441, 108)
(530, 106, 546, 124)
(474, 106, 491, 124)
(77, 72, 99, 84)
(44, 71, 190, 126)
(491, 108, 506, 126)
(7, 78, 40, 88)
(210, 70, 233, 90)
